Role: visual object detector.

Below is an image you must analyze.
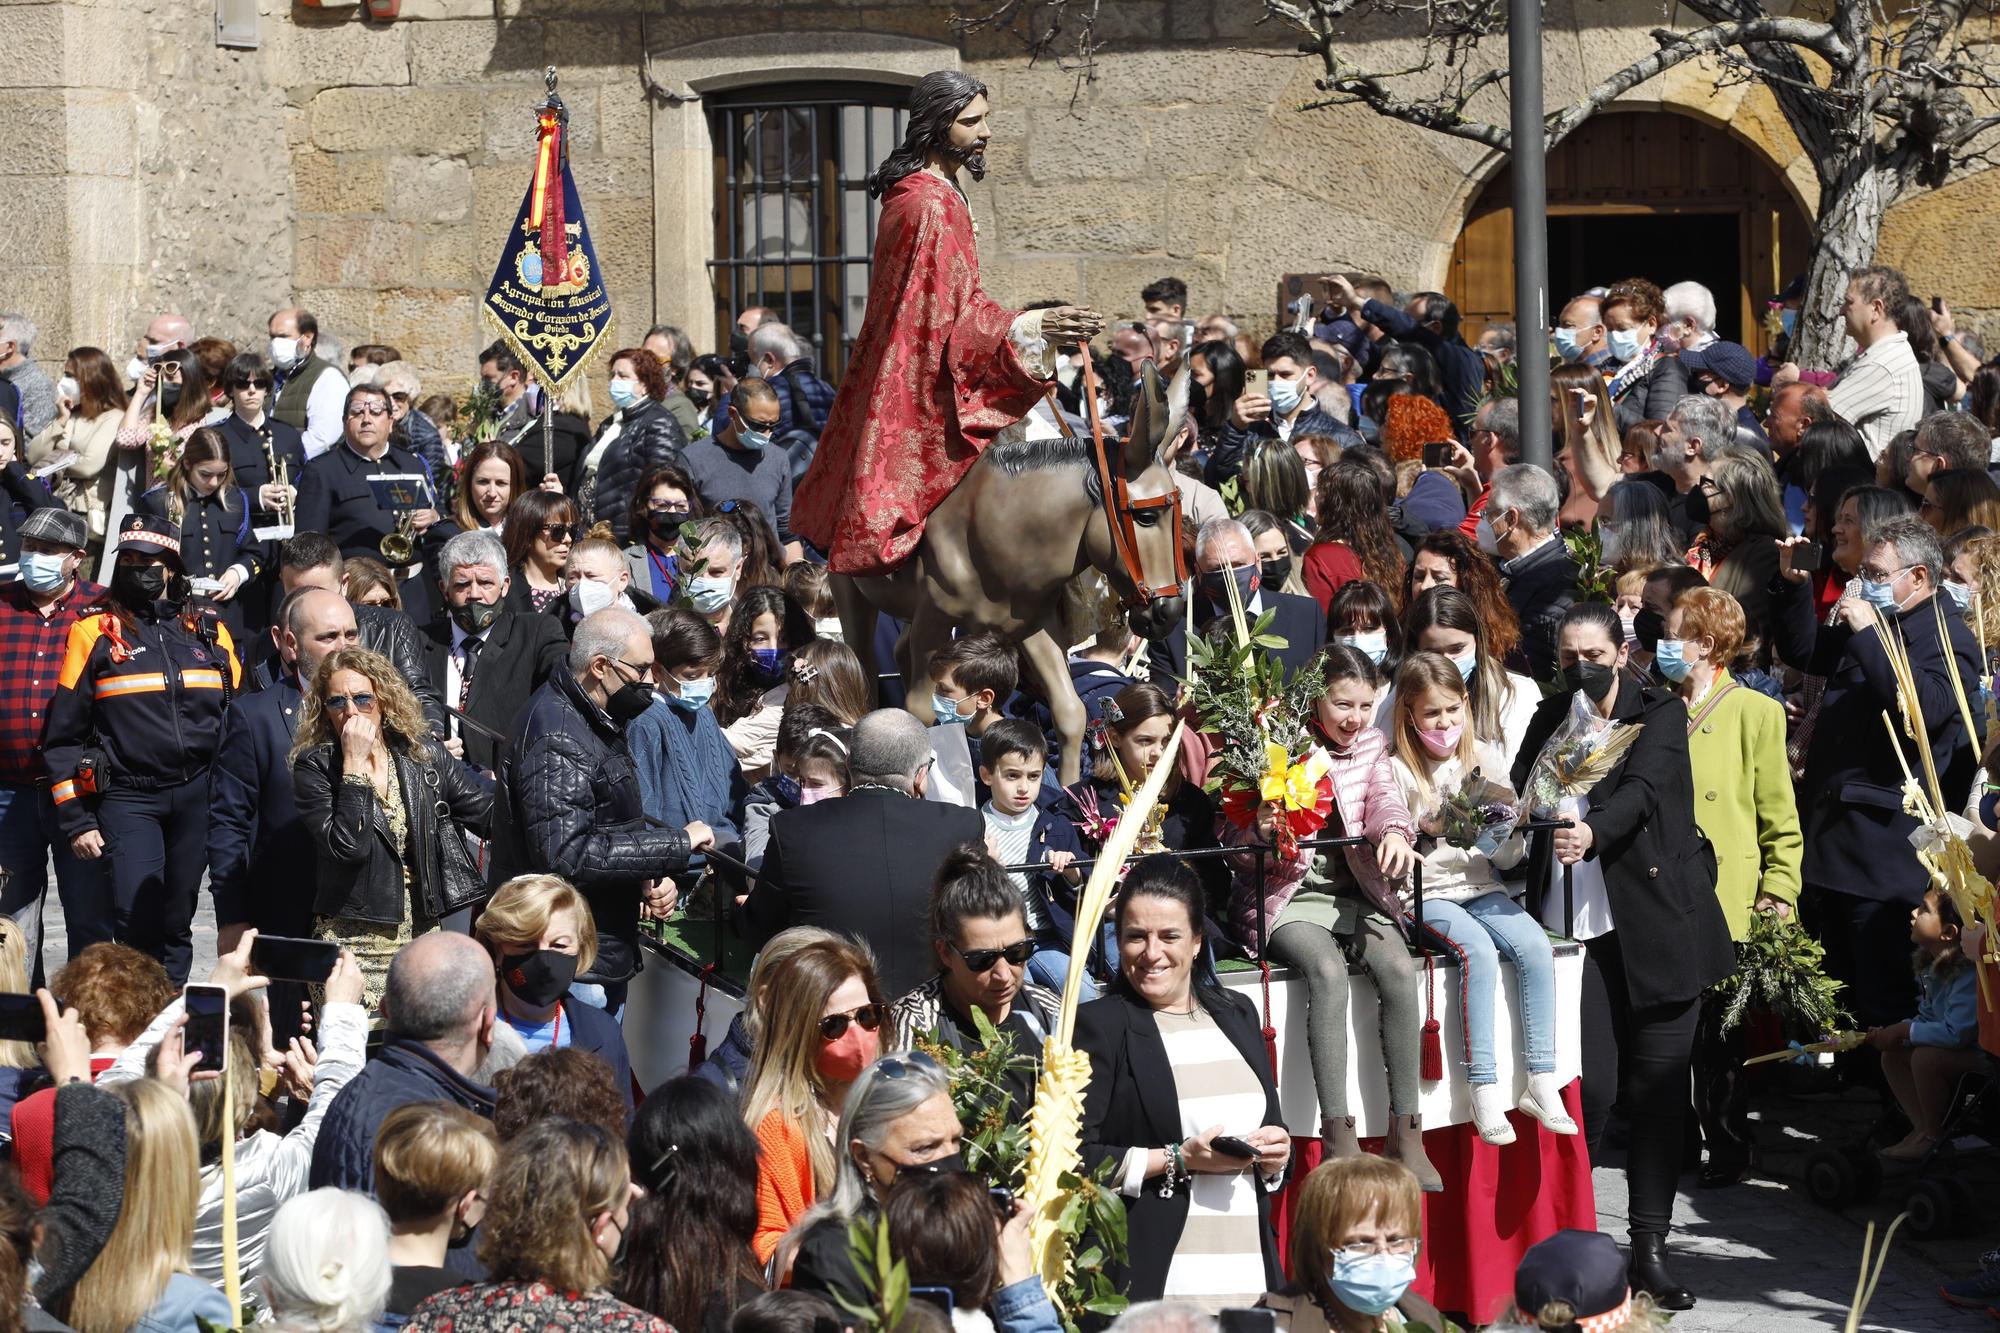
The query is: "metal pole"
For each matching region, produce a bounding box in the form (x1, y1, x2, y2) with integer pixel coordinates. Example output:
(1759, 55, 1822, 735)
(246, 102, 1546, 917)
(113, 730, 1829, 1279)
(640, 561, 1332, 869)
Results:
(1510, 0, 1552, 472)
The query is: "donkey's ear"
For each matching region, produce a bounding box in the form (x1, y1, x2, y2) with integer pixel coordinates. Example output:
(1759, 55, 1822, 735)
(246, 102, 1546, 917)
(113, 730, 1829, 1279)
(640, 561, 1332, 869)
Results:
(1156, 360, 1193, 469)
(1123, 359, 1166, 474)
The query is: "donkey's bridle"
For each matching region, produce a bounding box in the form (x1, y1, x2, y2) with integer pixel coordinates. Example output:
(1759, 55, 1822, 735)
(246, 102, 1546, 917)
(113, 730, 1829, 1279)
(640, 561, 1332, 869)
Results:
(1061, 351, 1188, 609)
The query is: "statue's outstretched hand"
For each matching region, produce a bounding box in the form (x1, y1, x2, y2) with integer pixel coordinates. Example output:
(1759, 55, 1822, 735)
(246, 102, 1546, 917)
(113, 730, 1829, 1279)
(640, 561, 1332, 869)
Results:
(1042, 306, 1103, 344)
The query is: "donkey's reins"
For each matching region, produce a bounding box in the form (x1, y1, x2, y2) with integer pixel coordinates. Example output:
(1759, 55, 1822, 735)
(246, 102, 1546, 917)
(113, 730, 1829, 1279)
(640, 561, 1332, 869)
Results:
(1056, 347, 1188, 609)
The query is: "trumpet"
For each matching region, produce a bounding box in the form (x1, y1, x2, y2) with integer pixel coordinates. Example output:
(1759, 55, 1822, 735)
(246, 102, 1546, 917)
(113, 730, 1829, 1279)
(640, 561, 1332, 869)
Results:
(380, 511, 417, 565)
(273, 456, 292, 527)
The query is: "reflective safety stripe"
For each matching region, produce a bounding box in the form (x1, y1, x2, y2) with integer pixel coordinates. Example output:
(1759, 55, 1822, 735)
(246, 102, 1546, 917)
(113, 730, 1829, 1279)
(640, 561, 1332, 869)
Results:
(51, 780, 77, 804)
(94, 674, 168, 698)
(183, 670, 226, 690)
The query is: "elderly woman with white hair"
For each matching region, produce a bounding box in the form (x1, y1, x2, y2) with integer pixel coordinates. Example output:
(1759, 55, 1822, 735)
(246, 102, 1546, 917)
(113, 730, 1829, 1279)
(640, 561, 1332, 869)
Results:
(379, 360, 451, 491)
(262, 1188, 394, 1333)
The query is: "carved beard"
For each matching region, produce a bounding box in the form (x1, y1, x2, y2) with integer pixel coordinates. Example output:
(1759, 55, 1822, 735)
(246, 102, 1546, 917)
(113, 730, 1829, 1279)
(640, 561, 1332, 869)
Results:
(946, 140, 987, 181)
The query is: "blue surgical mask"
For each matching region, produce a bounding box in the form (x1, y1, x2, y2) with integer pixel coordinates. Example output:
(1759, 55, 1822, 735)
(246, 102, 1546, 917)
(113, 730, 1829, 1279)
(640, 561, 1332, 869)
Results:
(607, 378, 640, 410)
(1450, 651, 1477, 682)
(1327, 1250, 1417, 1317)
(931, 691, 972, 726)
(1944, 580, 1972, 610)
(1334, 630, 1388, 665)
(688, 575, 733, 614)
(1267, 375, 1304, 416)
(747, 647, 788, 686)
(18, 551, 70, 595)
(1607, 328, 1645, 362)
(1552, 328, 1585, 363)
(1859, 573, 1907, 614)
(736, 423, 772, 450)
(1780, 308, 1798, 338)
(772, 773, 801, 806)
(1654, 638, 1696, 682)
(669, 674, 715, 709)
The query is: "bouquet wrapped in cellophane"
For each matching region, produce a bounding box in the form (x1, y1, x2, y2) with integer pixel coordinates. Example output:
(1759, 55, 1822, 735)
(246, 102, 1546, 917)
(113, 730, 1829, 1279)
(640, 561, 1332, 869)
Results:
(1877, 601, 1998, 1002)
(1429, 765, 1520, 853)
(1182, 564, 1332, 859)
(1522, 689, 1645, 820)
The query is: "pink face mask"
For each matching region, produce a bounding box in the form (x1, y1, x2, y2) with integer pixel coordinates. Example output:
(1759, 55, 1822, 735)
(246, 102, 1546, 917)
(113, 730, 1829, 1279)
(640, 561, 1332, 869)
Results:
(799, 784, 837, 807)
(1416, 722, 1464, 758)
(815, 1023, 880, 1084)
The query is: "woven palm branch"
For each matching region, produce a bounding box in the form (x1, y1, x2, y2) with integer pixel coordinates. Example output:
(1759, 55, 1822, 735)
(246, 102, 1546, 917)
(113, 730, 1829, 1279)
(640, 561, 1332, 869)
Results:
(1021, 719, 1189, 1290)
(1547, 724, 1643, 797)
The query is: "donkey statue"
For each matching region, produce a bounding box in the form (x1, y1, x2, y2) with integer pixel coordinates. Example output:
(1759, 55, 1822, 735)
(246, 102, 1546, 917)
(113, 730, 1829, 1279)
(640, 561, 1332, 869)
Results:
(831, 359, 1191, 785)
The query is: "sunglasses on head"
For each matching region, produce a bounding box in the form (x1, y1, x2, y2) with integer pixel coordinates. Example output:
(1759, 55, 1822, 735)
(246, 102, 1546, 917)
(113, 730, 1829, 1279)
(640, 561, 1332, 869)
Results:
(818, 1003, 883, 1041)
(952, 939, 1036, 974)
(876, 1051, 943, 1080)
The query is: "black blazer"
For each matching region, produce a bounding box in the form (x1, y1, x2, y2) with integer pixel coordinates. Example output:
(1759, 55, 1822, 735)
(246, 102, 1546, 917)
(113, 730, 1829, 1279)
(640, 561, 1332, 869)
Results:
(1148, 589, 1328, 688)
(1075, 989, 1286, 1305)
(207, 672, 313, 934)
(214, 413, 307, 514)
(1798, 595, 1981, 904)
(1511, 671, 1735, 1009)
(747, 787, 984, 997)
(420, 610, 570, 774)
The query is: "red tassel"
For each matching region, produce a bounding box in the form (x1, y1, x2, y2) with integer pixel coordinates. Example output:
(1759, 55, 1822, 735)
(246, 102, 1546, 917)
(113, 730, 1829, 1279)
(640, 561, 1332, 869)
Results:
(1258, 960, 1280, 1089)
(687, 963, 715, 1075)
(1420, 954, 1444, 1082)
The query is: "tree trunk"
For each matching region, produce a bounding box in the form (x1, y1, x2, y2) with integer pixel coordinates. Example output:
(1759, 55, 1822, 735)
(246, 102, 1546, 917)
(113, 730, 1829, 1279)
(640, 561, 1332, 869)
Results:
(1792, 158, 1889, 371)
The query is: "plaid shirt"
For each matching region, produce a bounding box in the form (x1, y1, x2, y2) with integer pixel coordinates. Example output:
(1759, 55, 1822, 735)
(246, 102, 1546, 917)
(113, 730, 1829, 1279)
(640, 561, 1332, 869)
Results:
(0, 577, 107, 784)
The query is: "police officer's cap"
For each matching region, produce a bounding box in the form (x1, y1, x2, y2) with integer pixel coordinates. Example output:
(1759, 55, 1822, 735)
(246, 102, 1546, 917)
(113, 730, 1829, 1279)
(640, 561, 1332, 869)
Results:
(116, 513, 185, 567)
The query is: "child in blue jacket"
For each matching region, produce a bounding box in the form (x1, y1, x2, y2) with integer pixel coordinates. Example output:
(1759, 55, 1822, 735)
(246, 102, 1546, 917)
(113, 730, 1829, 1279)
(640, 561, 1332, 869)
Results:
(1871, 886, 1982, 1161)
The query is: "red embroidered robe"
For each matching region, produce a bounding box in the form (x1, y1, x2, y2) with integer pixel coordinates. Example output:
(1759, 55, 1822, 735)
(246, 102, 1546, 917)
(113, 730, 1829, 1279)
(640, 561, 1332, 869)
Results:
(791, 170, 1046, 576)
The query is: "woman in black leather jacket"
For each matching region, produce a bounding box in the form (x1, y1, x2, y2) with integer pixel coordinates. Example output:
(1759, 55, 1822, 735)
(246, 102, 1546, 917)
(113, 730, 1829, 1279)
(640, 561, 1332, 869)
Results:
(580, 348, 687, 546)
(291, 645, 494, 1010)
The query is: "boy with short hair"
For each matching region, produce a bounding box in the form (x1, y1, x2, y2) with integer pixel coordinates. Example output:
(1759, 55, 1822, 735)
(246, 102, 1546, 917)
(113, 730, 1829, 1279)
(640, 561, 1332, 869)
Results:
(928, 631, 1019, 740)
(978, 718, 1091, 998)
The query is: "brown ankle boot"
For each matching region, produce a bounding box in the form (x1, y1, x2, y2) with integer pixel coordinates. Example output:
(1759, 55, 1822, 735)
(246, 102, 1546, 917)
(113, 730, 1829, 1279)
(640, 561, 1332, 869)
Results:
(1388, 1113, 1444, 1192)
(1320, 1117, 1361, 1161)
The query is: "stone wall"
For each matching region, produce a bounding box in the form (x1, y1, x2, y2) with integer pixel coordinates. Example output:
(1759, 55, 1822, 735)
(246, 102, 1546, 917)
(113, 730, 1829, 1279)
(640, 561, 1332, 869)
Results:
(25, 0, 2000, 385)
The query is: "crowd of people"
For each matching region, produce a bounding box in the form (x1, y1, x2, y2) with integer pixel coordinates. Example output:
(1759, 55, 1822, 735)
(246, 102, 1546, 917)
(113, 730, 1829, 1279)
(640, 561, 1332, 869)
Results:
(0, 255, 1983, 1333)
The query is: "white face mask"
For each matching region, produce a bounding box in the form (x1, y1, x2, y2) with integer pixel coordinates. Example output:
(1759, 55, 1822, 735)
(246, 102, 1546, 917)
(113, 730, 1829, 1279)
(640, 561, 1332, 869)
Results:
(269, 336, 300, 369)
(814, 616, 844, 641)
(569, 578, 616, 618)
(125, 356, 148, 386)
(56, 376, 79, 406)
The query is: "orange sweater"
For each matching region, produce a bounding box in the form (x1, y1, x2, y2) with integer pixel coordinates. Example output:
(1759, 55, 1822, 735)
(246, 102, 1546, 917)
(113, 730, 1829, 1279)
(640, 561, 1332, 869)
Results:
(752, 1108, 816, 1263)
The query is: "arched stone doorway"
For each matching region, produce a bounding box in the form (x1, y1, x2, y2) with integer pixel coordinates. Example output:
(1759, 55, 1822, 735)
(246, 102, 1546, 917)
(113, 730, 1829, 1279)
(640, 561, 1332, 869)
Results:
(1445, 110, 1813, 354)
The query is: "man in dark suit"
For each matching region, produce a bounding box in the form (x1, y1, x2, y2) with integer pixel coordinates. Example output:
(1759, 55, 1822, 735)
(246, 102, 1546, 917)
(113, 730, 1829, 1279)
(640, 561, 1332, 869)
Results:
(1148, 517, 1326, 687)
(209, 585, 358, 1041)
(747, 709, 983, 997)
(1799, 516, 1980, 1026)
(422, 529, 569, 775)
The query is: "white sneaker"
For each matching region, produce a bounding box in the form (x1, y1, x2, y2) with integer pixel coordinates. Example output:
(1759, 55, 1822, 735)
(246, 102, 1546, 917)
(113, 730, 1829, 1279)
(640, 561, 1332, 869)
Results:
(1471, 1083, 1517, 1145)
(1518, 1072, 1580, 1135)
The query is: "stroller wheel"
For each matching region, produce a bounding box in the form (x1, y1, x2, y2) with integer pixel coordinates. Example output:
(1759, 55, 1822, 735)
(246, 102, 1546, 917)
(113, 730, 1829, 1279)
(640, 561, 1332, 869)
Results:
(1804, 1146, 1857, 1208)
(1908, 1179, 1958, 1238)
(1848, 1148, 1883, 1204)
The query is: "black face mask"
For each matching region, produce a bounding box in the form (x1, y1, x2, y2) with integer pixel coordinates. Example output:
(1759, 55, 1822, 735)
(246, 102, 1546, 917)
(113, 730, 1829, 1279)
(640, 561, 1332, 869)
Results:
(1198, 565, 1258, 610)
(606, 675, 654, 723)
(1259, 556, 1290, 590)
(449, 596, 501, 636)
(112, 565, 170, 609)
(687, 387, 711, 410)
(1684, 485, 1711, 527)
(1632, 608, 1664, 654)
(159, 384, 183, 414)
(1563, 660, 1618, 703)
(499, 948, 580, 1009)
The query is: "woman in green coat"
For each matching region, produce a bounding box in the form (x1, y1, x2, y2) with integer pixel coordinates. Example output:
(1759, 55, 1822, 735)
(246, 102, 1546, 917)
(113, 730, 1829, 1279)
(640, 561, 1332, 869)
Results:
(1659, 584, 1803, 1186)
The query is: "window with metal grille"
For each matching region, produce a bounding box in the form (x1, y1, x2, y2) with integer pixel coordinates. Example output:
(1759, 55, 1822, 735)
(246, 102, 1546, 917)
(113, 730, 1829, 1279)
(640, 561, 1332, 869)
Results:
(708, 82, 911, 384)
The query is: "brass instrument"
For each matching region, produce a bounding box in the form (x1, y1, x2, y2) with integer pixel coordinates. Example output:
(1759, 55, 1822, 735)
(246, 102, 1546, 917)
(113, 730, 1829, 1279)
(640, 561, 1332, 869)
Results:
(272, 455, 292, 528)
(380, 511, 417, 565)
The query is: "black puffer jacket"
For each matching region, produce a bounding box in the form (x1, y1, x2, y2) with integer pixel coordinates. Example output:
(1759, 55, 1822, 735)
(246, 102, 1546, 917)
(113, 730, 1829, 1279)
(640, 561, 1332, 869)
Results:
(584, 398, 687, 545)
(292, 737, 495, 924)
(491, 669, 692, 983)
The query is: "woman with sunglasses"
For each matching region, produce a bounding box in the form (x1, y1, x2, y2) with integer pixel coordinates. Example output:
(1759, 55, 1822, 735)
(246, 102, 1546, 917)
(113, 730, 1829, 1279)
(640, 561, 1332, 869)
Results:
(214, 352, 305, 538)
(890, 844, 1061, 1114)
(622, 464, 705, 605)
(501, 488, 582, 616)
(290, 646, 494, 1011)
(740, 934, 890, 1264)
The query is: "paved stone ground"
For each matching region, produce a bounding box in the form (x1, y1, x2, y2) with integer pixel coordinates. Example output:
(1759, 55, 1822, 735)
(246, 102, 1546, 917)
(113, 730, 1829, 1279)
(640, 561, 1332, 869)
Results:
(31, 887, 2000, 1332)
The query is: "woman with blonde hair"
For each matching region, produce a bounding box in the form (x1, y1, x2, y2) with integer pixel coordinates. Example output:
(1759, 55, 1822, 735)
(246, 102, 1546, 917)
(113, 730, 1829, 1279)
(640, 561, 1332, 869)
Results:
(290, 647, 493, 1007)
(63, 1078, 232, 1333)
(410, 1117, 664, 1331)
(695, 925, 843, 1095)
(741, 935, 889, 1263)
(475, 873, 634, 1105)
(372, 1102, 498, 1319)
(1260, 1157, 1452, 1333)
(341, 555, 401, 610)
(1551, 361, 1621, 526)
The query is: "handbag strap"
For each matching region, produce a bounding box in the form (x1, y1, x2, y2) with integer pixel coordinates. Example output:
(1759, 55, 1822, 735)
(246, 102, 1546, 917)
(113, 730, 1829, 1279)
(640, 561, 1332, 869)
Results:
(1684, 678, 1740, 737)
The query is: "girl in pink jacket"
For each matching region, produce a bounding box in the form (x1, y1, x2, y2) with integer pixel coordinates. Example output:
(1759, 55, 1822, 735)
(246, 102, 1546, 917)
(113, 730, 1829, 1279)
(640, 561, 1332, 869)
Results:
(1228, 645, 1438, 1189)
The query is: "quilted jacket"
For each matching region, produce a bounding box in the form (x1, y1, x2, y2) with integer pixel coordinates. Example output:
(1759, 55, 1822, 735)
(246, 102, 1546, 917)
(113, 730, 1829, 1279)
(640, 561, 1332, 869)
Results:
(586, 399, 687, 546)
(491, 669, 691, 983)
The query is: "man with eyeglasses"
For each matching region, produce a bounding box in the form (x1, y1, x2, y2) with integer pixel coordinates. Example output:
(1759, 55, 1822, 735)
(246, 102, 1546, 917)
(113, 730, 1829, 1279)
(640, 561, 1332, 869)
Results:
(748, 708, 984, 997)
(294, 383, 447, 621)
(680, 377, 802, 564)
(1799, 515, 1981, 1034)
(492, 606, 714, 1014)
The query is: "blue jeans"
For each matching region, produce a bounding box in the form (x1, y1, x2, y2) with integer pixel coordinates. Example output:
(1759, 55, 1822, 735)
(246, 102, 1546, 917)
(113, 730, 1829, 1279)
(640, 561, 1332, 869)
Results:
(0, 781, 111, 980)
(1419, 891, 1557, 1083)
(1026, 944, 1099, 1003)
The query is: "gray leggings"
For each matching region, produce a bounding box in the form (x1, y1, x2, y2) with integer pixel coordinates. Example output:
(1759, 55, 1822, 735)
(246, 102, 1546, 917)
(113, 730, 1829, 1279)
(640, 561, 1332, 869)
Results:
(1268, 913, 1424, 1118)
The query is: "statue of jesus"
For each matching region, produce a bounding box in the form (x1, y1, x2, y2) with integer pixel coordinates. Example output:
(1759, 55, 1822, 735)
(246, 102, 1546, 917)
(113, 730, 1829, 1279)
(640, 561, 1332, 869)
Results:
(791, 70, 1102, 577)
